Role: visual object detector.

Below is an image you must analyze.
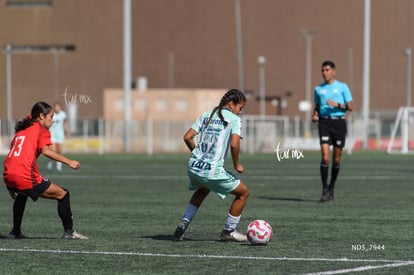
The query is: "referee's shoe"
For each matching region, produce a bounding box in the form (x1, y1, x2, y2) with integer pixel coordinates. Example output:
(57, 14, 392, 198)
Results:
(319, 188, 334, 202)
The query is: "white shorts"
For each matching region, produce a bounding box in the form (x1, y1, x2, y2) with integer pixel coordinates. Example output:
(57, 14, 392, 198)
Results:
(51, 133, 65, 144)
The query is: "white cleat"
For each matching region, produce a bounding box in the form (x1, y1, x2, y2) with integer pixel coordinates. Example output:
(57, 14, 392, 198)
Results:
(219, 229, 247, 242)
(62, 230, 88, 240)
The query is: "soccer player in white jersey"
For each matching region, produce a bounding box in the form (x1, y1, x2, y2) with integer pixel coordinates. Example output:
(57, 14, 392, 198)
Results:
(48, 103, 70, 171)
(312, 61, 353, 202)
(173, 89, 250, 242)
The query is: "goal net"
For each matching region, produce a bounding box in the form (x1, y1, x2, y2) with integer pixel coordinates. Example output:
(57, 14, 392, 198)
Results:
(241, 115, 291, 154)
(386, 107, 414, 154)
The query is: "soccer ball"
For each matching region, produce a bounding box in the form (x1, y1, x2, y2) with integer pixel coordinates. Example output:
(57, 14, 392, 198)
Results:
(246, 219, 273, 245)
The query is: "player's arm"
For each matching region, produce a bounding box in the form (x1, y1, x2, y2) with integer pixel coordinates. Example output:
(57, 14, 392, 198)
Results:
(230, 134, 243, 173)
(344, 101, 353, 112)
(327, 100, 353, 112)
(41, 145, 80, 169)
(312, 104, 320, 122)
(183, 128, 197, 152)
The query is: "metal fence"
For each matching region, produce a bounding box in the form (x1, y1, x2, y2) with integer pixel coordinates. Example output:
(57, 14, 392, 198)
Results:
(1, 109, 412, 154)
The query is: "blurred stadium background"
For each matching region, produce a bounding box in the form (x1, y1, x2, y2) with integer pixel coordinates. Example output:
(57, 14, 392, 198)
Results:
(1, 0, 414, 154)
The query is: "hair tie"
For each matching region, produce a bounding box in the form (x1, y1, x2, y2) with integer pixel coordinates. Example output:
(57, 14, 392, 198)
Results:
(27, 114, 32, 120)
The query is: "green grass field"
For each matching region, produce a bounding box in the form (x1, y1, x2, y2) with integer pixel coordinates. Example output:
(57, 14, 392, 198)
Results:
(0, 151, 413, 274)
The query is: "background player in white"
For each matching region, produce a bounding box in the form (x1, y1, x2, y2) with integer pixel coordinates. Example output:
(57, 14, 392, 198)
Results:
(48, 102, 70, 171)
(173, 89, 250, 242)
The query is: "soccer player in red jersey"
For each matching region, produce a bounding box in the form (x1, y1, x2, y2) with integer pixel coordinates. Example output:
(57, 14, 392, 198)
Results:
(3, 101, 88, 239)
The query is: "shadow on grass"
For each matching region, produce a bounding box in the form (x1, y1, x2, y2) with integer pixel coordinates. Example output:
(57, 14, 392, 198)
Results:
(144, 235, 229, 242)
(143, 234, 173, 241)
(0, 235, 60, 240)
(258, 196, 317, 202)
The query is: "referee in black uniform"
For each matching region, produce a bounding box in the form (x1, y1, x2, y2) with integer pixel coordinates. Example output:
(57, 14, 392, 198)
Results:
(312, 61, 353, 202)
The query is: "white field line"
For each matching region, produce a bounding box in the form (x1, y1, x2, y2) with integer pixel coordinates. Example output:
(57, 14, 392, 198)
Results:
(0, 248, 411, 264)
(302, 260, 414, 275)
(1, 248, 412, 274)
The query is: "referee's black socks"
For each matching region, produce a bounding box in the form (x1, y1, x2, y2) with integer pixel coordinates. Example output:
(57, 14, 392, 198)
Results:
(320, 162, 329, 189)
(329, 164, 341, 190)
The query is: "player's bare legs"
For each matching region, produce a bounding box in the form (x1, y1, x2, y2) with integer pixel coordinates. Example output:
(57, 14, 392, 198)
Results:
(41, 183, 88, 240)
(332, 146, 343, 165)
(173, 188, 210, 241)
(320, 143, 331, 164)
(219, 182, 250, 242)
(41, 183, 67, 200)
(189, 187, 210, 207)
(229, 182, 249, 216)
(55, 143, 63, 170)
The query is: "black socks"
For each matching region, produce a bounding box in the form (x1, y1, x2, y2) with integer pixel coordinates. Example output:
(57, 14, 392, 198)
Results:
(320, 162, 329, 189)
(329, 164, 341, 190)
(320, 162, 340, 190)
(12, 194, 28, 234)
(58, 190, 73, 232)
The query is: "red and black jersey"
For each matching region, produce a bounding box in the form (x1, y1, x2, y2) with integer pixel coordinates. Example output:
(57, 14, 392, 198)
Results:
(3, 122, 52, 190)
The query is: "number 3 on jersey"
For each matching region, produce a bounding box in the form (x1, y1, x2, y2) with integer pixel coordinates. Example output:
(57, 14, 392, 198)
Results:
(8, 136, 26, 158)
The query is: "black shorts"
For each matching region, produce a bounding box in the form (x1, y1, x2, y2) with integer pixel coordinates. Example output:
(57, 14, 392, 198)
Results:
(7, 177, 52, 201)
(318, 118, 347, 148)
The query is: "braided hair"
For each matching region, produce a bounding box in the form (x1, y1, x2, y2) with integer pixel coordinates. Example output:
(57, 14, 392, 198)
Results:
(15, 101, 53, 133)
(205, 89, 246, 128)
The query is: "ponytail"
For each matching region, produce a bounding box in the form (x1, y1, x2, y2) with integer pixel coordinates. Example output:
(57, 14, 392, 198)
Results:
(14, 115, 34, 133)
(205, 89, 246, 128)
(15, 101, 52, 133)
(205, 106, 228, 129)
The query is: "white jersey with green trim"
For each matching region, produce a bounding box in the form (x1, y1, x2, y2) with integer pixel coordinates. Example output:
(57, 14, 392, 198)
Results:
(188, 108, 242, 178)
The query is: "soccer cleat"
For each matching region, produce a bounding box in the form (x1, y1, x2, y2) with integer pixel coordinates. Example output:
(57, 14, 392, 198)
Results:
(172, 219, 189, 241)
(328, 188, 335, 201)
(219, 229, 247, 242)
(62, 230, 88, 240)
(8, 231, 26, 239)
(319, 188, 330, 202)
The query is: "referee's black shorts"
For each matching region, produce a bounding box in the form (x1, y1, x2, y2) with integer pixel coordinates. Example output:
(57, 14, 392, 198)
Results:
(318, 117, 347, 148)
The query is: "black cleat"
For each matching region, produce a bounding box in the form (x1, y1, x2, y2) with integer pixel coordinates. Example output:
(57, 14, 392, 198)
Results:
(8, 231, 26, 239)
(328, 188, 335, 201)
(319, 188, 330, 202)
(172, 219, 189, 241)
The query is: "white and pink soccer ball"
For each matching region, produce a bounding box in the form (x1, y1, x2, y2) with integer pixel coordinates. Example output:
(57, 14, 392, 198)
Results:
(247, 219, 273, 245)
